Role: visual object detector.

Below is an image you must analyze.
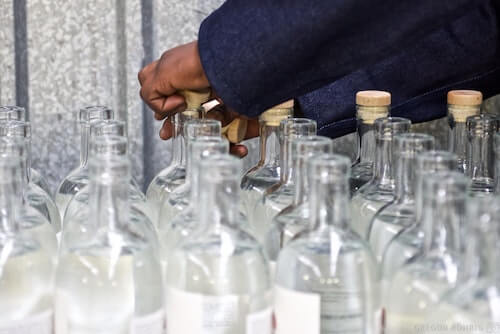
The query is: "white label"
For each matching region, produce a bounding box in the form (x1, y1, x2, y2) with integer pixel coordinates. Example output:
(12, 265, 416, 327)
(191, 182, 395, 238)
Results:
(132, 310, 164, 334)
(246, 308, 272, 334)
(166, 287, 272, 334)
(0, 310, 53, 334)
(274, 285, 320, 334)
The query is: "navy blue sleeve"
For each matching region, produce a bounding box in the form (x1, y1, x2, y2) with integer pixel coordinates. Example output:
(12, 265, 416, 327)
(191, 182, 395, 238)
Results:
(198, 0, 480, 117)
(297, 1, 500, 138)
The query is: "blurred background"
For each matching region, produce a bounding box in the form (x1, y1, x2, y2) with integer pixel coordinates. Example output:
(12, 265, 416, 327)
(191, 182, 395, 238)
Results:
(1, 0, 499, 193)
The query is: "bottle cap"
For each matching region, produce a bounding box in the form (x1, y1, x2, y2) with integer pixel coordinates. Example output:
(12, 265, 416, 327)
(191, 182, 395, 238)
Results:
(222, 118, 248, 144)
(447, 90, 483, 106)
(356, 91, 391, 107)
(260, 100, 294, 126)
(178, 89, 211, 109)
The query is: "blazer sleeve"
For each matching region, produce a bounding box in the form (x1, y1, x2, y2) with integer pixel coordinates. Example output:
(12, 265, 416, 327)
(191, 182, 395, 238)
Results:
(198, 0, 479, 117)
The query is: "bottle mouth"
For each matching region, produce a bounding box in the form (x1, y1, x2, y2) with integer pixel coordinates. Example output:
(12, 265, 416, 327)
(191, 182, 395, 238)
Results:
(421, 171, 469, 201)
(79, 106, 113, 123)
(374, 117, 412, 140)
(90, 120, 127, 138)
(0, 106, 26, 121)
(0, 137, 28, 160)
(291, 136, 333, 159)
(467, 114, 498, 136)
(416, 150, 458, 172)
(280, 118, 317, 137)
(199, 154, 242, 183)
(0, 120, 31, 139)
(184, 119, 222, 140)
(189, 137, 229, 160)
(307, 153, 351, 183)
(90, 135, 128, 156)
(394, 133, 435, 157)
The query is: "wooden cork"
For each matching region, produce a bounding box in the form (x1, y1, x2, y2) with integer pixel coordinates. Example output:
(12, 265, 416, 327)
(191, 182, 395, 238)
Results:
(356, 91, 391, 107)
(448, 90, 482, 122)
(178, 89, 211, 109)
(260, 100, 294, 126)
(222, 118, 248, 143)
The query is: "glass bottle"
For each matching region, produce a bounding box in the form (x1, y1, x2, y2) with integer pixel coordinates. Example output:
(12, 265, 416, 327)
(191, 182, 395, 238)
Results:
(0, 105, 50, 194)
(61, 135, 158, 252)
(240, 102, 293, 227)
(381, 151, 458, 283)
(447, 90, 482, 173)
(0, 157, 55, 332)
(350, 117, 412, 239)
(496, 133, 500, 194)
(165, 154, 272, 334)
(146, 110, 202, 213)
(368, 133, 435, 263)
(55, 106, 113, 220)
(466, 114, 498, 196)
(0, 121, 61, 232)
(158, 137, 228, 274)
(274, 154, 378, 334)
(263, 136, 333, 261)
(384, 171, 468, 334)
(255, 118, 317, 234)
(351, 91, 391, 194)
(158, 119, 222, 223)
(55, 154, 163, 334)
(422, 197, 500, 334)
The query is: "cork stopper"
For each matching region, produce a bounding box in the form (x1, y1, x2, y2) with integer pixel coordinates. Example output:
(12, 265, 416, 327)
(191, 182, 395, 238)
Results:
(178, 89, 211, 109)
(447, 90, 482, 122)
(260, 100, 294, 126)
(447, 90, 483, 106)
(356, 91, 391, 107)
(222, 118, 248, 144)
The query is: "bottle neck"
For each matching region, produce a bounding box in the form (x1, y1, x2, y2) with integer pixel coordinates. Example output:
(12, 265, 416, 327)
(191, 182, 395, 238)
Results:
(496, 156, 500, 193)
(281, 136, 296, 184)
(292, 157, 309, 205)
(80, 123, 90, 167)
(259, 122, 281, 168)
(89, 175, 130, 233)
(199, 177, 240, 232)
(467, 130, 495, 182)
(394, 155, 416, 203)
(358, 122, 376, 164)
(373, 137, 394, 186)
(171, 117, 187, 167)
(448, 106, 480, 173)
(0, 181, 19, 235)
(310, 176, 350, 230)
(421, 196, 463, 255)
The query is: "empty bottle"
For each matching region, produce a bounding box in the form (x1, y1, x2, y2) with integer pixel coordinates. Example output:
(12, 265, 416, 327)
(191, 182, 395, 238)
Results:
(466, 114, 498, 196)
(147, 110, 202, 214)
(264, 136, 333, 262)
(255, 118, 317, 235)
(350, 117, 412, 239)
(0, 121, 61, 232)
(274, 154, 378, 334)
(422, 197, 500, 334)
(351, 91, 391, 194)
(55, 154, 163, 334)
(240, 101, 293, 227)
(0, 157, 55, 333)
(158, 136, 228, 272)
(368, 133, 435, 263)
(158, 119, 222, 223)
(61, 135, 157, 252)
(0, 105, 50, 194)
(384, 172, 468, 334)
(381, 151, 458, 283)
(55, 106, 113, 220)
(165, 155, 272, 334)
(447, 90, 482, 173)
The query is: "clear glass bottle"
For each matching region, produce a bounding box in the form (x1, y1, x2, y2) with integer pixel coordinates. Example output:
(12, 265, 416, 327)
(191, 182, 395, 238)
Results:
(496, 133, 500, 194)
(368, 133, 435, 263)
(255, 118, 317, 234)
(61, 135, 158, 252)
(351, 91, 391, 194)
(0, 105, 50, 194)
(0, 121, 62, 232)
(263, 136, 333, 260)
(466, 114, 498, 196)
(146, 110, 201, 213)
(447, 90, 482, 173)
(350, 117, 412, 239)
(55, 154, 163, 334)
(158, 119, 222, 223)
(240, 102, 293, 228)
(422, 197, 500, 333)
(384, 171, 468, 334)
(158, 137, 228, 274)
(0, 157, 55, 332)
(55, 106, 113, 220)
(0, 137, 58, 254)
(274, 154, 378, 334)
(165, 154, 272, 334)
(381, 151, 458, 283)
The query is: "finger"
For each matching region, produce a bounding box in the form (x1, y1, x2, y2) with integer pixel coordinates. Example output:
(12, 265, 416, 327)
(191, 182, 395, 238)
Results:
(143, 90, 186, 115)
(154, 102, 188, 121)
(159, 119, 174, 140)
(138, 60, 159, 86)
(245, 119, 260, 139)
(230, 144, 248, 158)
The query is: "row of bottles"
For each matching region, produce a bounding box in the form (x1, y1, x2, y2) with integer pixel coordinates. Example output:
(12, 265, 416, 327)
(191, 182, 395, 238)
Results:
(0, 86, 499, 334)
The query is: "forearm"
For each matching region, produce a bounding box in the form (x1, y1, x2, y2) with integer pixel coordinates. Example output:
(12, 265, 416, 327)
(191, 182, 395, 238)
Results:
(198, 0, 480, 117)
